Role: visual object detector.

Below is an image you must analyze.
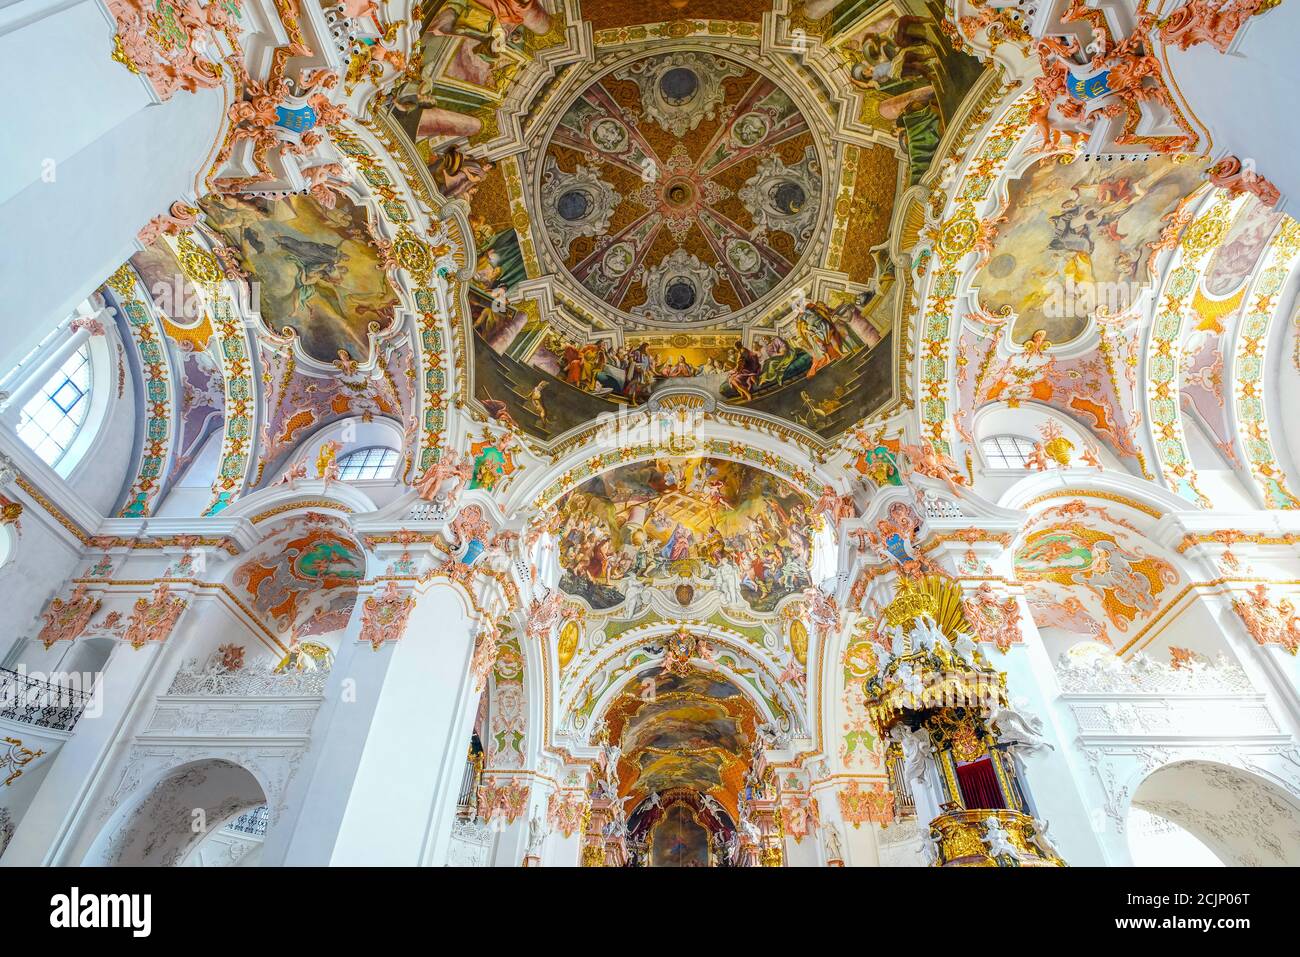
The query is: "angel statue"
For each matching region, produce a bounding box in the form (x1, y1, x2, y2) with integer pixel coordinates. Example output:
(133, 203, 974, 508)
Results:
(823, 823, 844, 862)
(911, 614, 951, 654)
(894, 660, 924, 697)
(416, 448, 472, 505)
(890, 724, 931, 788)
(526, 812, 547, 857)
(984, 815, 1019, 861)
(1032, 817, 1062, 861)
(988, 699, 1052, 756)
(700, 793, 728, 822)
(952, 630, 979, 668)
(885, 622, 908, 658)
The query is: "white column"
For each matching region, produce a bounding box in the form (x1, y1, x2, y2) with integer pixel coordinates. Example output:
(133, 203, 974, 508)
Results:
(1004, 601, 1111, 866)
(264, 581, 481, 866)
(0, 0, 224, 371)
(1, 636, 165, 865)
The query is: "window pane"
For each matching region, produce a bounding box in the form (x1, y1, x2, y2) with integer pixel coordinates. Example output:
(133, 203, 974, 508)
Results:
(337, 446, 399, 480)
(14, 344, 93, 467)
(981, 435, 1036, 470)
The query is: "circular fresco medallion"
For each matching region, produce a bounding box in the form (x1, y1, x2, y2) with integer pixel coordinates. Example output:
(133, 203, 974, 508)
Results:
(557, 619, 581, 672)
(539, 50, 823, 327)
(789, 618, 809, 666)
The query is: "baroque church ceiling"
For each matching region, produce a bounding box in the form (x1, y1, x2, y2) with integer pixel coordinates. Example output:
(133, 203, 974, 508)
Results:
(57, 0, 1300, 826)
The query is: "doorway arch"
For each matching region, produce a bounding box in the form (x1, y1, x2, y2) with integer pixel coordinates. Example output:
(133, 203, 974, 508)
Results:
(84, 759, 267, 866)
(1128, 760, 1300, 866)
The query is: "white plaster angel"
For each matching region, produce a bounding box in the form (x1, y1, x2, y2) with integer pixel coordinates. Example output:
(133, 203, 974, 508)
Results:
(952, 630, 979, 668)
(871, 640, 894, 677)
(526, 812, 547, 856)
(886, 623, 908, 658)
(700, 793, 727, 821)
(894, 660, 924, 698)
(988, 698, 1053, 756)
(890, 725, 931, 788)
(1032, 816, 1061, 861)
(822, 823, 843, 862)
(984, 815, 1020, 861)
(597, 739, 623, 787)
(912, 614, 952, 654)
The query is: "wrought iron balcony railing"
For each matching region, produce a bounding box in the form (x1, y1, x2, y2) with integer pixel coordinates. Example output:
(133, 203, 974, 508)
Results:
(0, 667, 94, 732)
(224, 805, 269, 837)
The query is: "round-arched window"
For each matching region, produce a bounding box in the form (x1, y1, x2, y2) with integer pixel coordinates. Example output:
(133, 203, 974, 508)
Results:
(337, 446, 400, 481)
(15, 344, 92, 467)
(980, 434, 1037, 470)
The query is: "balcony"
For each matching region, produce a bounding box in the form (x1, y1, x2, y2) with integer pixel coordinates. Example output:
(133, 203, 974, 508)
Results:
(0, 667, 93, 733)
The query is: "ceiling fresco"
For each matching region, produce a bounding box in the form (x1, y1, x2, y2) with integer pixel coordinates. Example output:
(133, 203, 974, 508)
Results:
(365, 0, 994, 445)
(22, 0, 1300, 875)
(198, 193, 400, 364)
(540, 50, 821, 322)
(229, 513, 366, 641)
(1013, 501, 1180, 645)
(126, 242, 227, 487)
(553, 456, 815, 613)
(603, 664, 759, 814)
(975, 154, 1208, 344)
(1179, 195, 1284, 465)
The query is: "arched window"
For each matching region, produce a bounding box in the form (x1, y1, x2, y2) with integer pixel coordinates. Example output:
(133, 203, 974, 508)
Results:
(15, 344, 92, 467)
(980, 434, 1037, 470)
(337, 446, 399, 481)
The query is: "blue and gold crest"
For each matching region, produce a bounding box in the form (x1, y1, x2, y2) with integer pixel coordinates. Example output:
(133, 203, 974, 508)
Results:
(1067, 69, 1112, 101)
(274, 104, 318, 133)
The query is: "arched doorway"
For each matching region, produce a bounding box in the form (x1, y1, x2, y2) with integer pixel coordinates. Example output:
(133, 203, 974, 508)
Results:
(1128, 761, 1300, 866)
(85, 759, 267, 866)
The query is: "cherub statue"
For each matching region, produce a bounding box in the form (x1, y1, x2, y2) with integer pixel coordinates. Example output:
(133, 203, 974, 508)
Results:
(814, 484, 857, 524)
(898, 439, 968, 494)
(315, 440, 344, 482)
(1032, 816, 1062, 861)
(416, 448, 472, 505)
(801, 585, 841, 639)
(274, 460, 308, 488)
(984, 816, 1019, 860)
(895, 660, 923, 697)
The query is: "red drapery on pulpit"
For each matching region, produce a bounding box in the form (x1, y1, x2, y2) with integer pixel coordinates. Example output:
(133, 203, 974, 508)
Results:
(956, 758, 1005, 810)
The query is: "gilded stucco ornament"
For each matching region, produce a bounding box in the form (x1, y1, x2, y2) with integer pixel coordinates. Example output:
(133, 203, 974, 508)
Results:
(37, 584, 102, 649)
(2, 737, 46, 788)
(962, 581, 1023, 653)
(547, 791, 589, 838)
(1232, 584, 1300, 655)
(107, 0, 230, 102)
(124, 583, 189, 650)
(358, 581, 415, 651)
